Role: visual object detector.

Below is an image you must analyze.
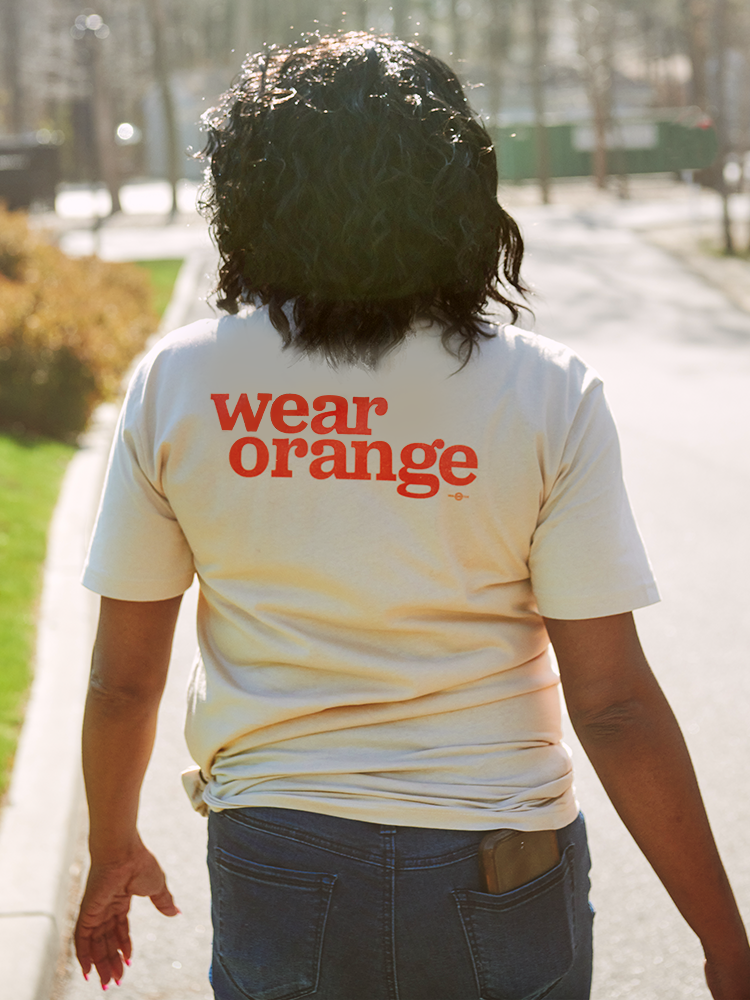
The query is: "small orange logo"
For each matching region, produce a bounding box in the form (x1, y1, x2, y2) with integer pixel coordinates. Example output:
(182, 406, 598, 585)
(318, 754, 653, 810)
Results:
(448, 492, 469, 501)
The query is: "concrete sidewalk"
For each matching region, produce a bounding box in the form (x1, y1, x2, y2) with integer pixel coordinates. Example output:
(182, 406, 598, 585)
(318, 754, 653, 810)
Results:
(52, 582, 215, 1000)
(4, 176, 750, 999)
(31, 179, 213, 263)
(56, 248, 219, 1000)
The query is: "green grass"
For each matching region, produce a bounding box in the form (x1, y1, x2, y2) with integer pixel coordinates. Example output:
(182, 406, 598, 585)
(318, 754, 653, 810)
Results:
(698, 238, 750, 261)
(0, 434, 75, 798)
(134, 258, 184, 319)
(0, 259, 182, 799)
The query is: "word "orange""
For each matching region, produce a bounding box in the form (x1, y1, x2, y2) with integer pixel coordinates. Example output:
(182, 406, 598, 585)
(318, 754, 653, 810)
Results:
(226, 436, 477, 499)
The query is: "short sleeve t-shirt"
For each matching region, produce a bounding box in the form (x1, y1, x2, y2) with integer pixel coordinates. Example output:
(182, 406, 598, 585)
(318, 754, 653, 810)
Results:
(83, 310, 659, 831)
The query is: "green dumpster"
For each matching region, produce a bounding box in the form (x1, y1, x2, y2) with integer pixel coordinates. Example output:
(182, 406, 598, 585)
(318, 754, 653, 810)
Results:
(488, 115, 718, 182)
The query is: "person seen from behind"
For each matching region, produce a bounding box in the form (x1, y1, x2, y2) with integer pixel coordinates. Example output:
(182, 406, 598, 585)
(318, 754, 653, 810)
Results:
(74, 32, 750, 999)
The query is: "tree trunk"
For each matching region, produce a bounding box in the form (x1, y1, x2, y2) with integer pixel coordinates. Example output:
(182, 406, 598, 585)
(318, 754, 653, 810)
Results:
(253, 0, 271, 47)
(574, 0, 615, 190)
(355, 0, 369, 32)
(2, 0, 23, 131)
(485, 0, 512, 129)
(531, 0, 551, 204)
(146, 0, 180, 217)
(450, 0, 465, 63)
(682, 0, 709, 109)
(88, 33, 122, 215)
(591, 92, 610, 191)
(411, 0, 433, 48)
(392, 0, 409, 39)
(232, 0, 254, 64)
(740, 13, 750, 253)
(714, 0, 735, 254)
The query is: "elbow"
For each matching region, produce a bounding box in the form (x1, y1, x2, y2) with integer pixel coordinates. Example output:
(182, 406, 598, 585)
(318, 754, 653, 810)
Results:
(569, 696, 649, 744)
(87, 671, 163, 711)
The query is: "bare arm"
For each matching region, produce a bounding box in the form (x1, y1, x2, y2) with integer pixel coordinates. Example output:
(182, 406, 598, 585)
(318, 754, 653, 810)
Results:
(75, 595, 183, 988)
(544, 612, 750, 1000)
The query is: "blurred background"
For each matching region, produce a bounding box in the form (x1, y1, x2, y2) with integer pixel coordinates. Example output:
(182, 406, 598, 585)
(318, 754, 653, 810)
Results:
(2, 6, 750, 999)
(0, 0, 747, 238)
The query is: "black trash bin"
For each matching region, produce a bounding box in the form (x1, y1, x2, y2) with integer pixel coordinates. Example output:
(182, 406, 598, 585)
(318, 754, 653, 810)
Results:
(0, 133, 61, 210)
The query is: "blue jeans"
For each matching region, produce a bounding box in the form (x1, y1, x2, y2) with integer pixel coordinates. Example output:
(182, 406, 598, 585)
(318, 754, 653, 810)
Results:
(207, 807, 593, 1000)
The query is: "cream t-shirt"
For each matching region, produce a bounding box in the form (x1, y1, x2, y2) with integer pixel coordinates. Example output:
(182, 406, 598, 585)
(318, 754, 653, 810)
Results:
(83, 310, 659, 830)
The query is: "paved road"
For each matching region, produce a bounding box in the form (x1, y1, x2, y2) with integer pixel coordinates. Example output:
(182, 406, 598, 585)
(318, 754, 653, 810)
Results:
(57, 215, 750, 999)
(513, 206, 750, 998)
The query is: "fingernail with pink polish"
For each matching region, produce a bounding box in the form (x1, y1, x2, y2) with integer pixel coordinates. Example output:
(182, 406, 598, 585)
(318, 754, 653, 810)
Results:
(124, 958, 131, 966)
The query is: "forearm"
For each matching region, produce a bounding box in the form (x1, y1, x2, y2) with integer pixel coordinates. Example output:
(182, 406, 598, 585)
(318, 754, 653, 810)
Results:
(74, 597, 183, 986)
(572, 683, 747, 958)
(82, 595, 182, 861)
(82, 684, 161, 860)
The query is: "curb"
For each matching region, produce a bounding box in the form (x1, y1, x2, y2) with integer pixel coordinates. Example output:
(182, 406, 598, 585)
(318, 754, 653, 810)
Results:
(0, 249, 207, 1000)
(0, 406, 114, 1000)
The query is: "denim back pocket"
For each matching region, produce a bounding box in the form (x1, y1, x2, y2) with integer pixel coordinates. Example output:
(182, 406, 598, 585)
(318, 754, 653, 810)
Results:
(212, 845, 337, 1000)
(453, 844, 576, 1000)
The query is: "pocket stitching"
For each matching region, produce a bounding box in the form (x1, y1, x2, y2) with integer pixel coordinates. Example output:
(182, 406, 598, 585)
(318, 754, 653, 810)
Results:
(215, 845, 338, 890)
(452, 844, 576, 1000)
(214, 849, 338, 1000)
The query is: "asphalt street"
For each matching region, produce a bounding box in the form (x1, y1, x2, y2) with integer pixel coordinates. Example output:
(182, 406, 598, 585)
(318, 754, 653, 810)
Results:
(513, 205, 750, 999)
(54, 203, 750, 1000)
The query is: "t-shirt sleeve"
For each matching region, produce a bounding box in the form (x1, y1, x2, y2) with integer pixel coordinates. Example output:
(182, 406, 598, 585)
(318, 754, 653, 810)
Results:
(81, 366, 195, 601)
(529, 379, 659, 619)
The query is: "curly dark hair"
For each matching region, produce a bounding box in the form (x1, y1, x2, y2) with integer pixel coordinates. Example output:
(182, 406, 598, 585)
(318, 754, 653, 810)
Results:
(200, 32, 527, 367)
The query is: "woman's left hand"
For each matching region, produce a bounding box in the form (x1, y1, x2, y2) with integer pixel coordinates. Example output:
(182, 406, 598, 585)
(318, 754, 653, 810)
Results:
(74, 838, 180, 988)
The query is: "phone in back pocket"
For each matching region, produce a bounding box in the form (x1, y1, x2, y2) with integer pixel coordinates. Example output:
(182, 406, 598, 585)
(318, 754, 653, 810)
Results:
(479, 828, 561, 894)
